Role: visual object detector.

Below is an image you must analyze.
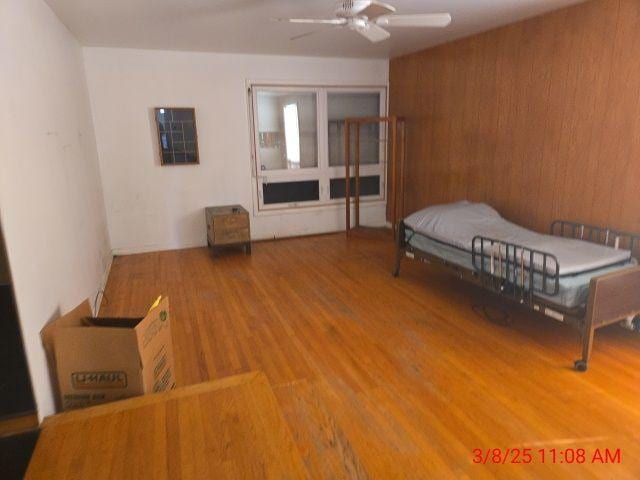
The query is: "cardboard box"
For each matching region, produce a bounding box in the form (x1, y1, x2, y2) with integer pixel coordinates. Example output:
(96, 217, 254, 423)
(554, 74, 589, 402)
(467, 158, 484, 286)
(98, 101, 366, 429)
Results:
(41, 296, 176, 411)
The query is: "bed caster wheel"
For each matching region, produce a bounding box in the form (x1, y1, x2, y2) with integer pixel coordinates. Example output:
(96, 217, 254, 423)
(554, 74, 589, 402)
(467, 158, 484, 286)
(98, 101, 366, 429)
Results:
(574, 360, 588, 372)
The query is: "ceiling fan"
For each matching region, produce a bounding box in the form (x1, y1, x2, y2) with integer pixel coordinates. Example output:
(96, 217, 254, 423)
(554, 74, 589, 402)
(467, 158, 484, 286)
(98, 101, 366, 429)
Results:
(275, 0, 452, 43)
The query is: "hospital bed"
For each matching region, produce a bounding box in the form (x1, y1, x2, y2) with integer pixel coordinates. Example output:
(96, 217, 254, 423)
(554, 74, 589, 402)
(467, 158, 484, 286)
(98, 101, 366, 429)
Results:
(393, 201, 640, 371)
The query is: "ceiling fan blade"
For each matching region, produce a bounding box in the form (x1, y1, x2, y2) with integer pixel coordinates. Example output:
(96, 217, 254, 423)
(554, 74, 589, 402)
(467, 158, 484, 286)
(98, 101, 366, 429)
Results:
(376, 13, 452, 28)
(274, 18, 347, 25)
(356, 24, 390, 43)
(358, 1, 396, 20)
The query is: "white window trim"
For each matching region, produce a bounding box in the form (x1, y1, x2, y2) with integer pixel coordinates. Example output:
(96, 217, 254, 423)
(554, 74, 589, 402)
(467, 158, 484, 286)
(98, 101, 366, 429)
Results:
(248, 83, 388, 214)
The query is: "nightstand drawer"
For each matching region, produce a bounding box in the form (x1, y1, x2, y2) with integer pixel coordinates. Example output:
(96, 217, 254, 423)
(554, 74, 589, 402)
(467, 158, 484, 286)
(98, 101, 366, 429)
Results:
(215, 213, 249, 231)
(213, 226, 250, 245)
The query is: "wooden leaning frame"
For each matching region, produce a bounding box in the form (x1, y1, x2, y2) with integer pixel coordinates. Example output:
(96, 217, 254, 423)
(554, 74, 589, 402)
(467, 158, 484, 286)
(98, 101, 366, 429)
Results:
(394, 219, 640, 371)
(344, 116, 406, 235)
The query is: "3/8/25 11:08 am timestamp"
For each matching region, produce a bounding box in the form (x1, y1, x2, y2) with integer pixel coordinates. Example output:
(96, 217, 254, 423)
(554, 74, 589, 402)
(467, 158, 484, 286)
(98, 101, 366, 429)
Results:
(472, 447, 622, 465)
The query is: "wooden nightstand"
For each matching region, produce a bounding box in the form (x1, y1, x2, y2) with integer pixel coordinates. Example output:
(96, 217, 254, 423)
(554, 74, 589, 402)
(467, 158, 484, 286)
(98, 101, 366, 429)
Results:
(205, 205, 251, 255)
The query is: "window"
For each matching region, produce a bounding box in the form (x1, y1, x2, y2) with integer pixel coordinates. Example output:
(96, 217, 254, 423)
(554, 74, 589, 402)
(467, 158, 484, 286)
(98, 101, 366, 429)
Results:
(251, 86, 386, 210)
(255, 91, 317, 171)
(327, 92, 383, 200)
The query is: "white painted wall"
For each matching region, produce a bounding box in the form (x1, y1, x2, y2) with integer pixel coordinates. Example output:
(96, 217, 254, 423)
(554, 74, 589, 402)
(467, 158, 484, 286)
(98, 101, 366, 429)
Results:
(0, 0, 112, 418)
(83, 48, 389, 254)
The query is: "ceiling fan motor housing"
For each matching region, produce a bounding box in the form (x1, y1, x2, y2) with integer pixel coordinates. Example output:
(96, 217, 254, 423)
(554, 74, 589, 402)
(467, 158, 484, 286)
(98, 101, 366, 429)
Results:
(335, 1, 357, 17)
(335, 0, 379, 18)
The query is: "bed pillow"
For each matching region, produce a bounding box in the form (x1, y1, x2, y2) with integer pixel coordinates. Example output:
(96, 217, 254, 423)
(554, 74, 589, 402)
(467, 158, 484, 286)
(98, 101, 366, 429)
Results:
(404, 201, 502, 244)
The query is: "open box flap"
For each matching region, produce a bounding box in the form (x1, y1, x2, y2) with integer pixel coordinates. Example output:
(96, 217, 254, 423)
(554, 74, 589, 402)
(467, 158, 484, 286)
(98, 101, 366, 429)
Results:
(133, 297, 175, 392)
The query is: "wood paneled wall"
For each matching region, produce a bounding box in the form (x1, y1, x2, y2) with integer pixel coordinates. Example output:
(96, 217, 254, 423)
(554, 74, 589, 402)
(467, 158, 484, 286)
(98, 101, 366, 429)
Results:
(390, 0, 640, 234)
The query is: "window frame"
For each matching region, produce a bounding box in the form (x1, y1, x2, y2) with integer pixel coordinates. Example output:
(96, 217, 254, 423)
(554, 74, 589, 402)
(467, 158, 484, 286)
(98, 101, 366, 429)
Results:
(248, 83, 388, 212)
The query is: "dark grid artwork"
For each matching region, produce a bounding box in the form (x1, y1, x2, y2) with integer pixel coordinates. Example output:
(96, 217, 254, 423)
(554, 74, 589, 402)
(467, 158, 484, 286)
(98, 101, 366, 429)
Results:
(155, 108, 199, 165)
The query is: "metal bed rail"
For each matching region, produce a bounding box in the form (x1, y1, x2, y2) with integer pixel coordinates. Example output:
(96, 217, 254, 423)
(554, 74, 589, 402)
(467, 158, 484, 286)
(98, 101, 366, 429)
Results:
(471, 236, 560, 305)
(551, 220, 640, 257)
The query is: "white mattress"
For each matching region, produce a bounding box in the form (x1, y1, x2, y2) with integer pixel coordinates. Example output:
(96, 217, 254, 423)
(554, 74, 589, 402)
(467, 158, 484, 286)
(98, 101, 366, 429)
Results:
(406, 232, 637, 309)
(404, 201, 631, 276)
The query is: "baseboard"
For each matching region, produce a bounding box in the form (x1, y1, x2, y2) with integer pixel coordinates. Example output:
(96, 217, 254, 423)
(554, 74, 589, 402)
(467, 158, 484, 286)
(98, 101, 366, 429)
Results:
(111, 226, 397, 256)
(0, 412, 38, 438)
(111, 241, 206, 256)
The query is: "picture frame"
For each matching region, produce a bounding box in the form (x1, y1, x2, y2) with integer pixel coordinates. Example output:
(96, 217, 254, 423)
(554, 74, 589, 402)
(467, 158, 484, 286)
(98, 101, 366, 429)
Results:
(154, 107, 200, 165)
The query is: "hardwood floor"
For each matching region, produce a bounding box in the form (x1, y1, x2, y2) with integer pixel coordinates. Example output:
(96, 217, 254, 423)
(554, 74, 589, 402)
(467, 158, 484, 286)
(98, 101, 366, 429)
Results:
(100, 231, 640, 478)
(26, 373, 306, 479)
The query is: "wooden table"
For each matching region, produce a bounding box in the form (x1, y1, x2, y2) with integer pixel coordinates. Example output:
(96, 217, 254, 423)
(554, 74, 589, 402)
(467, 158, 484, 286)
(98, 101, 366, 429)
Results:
(26, 372, 307, 479)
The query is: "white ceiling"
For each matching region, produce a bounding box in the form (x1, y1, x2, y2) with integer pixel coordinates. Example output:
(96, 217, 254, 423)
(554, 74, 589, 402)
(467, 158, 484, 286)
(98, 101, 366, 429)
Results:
(45, 0, 586, 59)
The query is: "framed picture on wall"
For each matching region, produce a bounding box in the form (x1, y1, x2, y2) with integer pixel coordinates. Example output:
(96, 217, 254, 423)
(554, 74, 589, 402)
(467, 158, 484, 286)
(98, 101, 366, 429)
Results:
(154, 107, 200, 165)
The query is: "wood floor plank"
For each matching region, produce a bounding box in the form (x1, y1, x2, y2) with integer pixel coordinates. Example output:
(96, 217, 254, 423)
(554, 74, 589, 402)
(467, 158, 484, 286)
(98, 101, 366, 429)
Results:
(86, 231, 640, 477)
(26, 373, 307, 479)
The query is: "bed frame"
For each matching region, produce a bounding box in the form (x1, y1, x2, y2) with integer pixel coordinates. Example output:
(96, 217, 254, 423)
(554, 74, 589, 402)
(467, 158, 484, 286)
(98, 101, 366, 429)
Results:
(393, 219, 640, 371)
